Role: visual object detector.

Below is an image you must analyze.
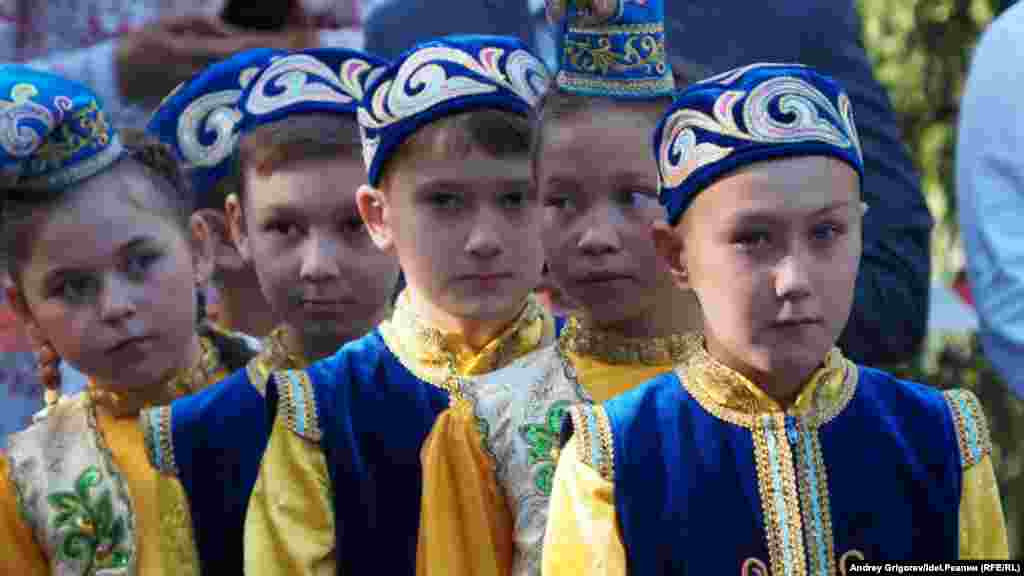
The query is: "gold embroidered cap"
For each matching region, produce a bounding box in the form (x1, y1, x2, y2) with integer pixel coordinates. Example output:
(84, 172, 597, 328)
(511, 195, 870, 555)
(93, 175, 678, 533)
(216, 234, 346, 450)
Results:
(0, 65, 121, 190)
(548, 0, 674, 99)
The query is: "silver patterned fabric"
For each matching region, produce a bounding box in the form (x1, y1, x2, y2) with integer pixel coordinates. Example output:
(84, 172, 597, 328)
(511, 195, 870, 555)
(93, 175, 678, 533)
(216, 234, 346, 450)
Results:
(6, 394, 138, 576)
(468, 346, 587, 576)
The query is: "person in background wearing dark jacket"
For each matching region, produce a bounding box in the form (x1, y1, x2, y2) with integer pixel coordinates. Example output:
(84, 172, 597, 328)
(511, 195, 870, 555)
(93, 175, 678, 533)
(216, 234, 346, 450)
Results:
(365, 0, 933, 366)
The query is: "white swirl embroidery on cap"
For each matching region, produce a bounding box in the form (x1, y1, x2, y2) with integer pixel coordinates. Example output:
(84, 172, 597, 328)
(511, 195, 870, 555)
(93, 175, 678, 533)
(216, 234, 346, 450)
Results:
(337, 58, 379, 102)
(0, 83, 64, 159)
(742, 77, 852, 148)
(658, 110, 733, 190)
(177, 91, 242, 168)
(503, 49, 550, 107)
(358, 44, 547, 173)
(360, 46, 499, 130)
(659, 76, 859, 189)
(838, 93, 863, 164)
(177, 66, 263, 168)
(245, 54, 355, 117)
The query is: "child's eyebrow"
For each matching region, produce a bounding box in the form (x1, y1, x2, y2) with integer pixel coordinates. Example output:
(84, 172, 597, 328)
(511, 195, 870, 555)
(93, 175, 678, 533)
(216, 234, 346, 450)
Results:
(117, 237, 154, 254)
(258, 204, 307, 220)
(42, 236, 153, 282)
(812, 200, 855, 215)
(729, 200, 856, 224)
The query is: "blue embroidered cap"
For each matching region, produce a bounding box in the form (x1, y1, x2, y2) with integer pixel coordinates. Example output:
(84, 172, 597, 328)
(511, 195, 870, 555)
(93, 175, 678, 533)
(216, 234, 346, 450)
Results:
(146, 48, 284, 207)
(654, 63, 865, 225)
(358, 35, 550, 187)
(552, 0, 674, 99)
(238, 47, 390, 135)
(0, 65, 121, 191)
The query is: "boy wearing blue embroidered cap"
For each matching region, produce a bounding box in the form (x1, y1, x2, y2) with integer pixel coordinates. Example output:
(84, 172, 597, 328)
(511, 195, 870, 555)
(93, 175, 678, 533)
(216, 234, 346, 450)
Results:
(137, 47, 400, 576)
(0, 66, 250, 575)
(146, 48, 281, 340)
(543, 63, 1008, 574)
(416, 2, 701, 575)
(243, 35, 557, 576)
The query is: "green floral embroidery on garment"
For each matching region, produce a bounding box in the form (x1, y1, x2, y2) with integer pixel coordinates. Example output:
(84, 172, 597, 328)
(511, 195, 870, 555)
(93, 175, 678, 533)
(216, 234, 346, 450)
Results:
(519, 400, 572, 495)
(47, 466, 131, 574)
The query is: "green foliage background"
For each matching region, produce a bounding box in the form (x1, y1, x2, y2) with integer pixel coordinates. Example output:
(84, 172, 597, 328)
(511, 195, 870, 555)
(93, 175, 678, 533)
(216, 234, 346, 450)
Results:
(858, 0, 1022, 556)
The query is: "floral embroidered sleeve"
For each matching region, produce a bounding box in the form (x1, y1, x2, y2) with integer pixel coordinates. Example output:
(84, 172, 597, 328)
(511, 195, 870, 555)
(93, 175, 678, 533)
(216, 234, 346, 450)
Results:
(0, 455, 49, 576)
(541, 435, 625, 576)
(417, 399, 514, 576)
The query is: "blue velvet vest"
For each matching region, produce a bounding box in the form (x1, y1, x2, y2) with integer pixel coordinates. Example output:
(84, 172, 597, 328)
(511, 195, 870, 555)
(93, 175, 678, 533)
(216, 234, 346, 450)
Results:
(270, 330, 450, 575)
(576, 365, 963, 574)
(167, 368, 269, 575)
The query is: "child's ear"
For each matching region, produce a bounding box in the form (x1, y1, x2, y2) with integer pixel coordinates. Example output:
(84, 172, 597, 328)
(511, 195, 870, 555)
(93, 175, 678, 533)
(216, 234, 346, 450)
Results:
(5, 285, 45, 348)
(651, 220, 691, 291)
(189, 212, 218, 286)
(193, 209, 246, 273)
(356, 184, 394, 252)
(224, 194, 253, 263)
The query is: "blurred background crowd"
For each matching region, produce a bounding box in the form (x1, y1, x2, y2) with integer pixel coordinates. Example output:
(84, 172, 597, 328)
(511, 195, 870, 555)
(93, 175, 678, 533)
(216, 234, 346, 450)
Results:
(0, 0, 1021, 556)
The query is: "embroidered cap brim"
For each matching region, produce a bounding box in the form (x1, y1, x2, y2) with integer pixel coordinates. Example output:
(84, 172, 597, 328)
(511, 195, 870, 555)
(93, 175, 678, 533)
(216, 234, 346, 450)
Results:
(238, 47, 391, 135)
(358, 35, 550, 187)
(653, 63, 865, 225)
(146, 48, 284, 202)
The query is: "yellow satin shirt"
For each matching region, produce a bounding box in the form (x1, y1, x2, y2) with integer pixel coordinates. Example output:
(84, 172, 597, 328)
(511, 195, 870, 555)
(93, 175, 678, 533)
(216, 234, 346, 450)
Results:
(244, 293, 555, 576)
(0, 337, 231, 576)
(542, 343, 1010, 575)
(417, 317, 693, 576)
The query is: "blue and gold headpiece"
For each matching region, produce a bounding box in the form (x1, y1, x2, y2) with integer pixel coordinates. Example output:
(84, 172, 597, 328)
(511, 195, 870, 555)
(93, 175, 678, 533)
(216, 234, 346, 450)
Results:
(0, 65, 120, 191)
(654, 63, 865, 225)
(548, 0, 674, 99)
(146, 48, 284, 206)
(238, 47, 390, 135)
(358, 35, 550, 187)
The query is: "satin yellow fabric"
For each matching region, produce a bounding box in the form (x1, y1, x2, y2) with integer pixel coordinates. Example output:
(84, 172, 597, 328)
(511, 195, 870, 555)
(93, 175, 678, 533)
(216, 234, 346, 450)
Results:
(417, 345, 677, 576)
(0, 355, 227, 576)
(418, 400, 516, 576)
(541, 435, 623, 576)
(960, 454, 1009, 559)
(244, 416, 336, 576)
(0, 372, 228, 576)
(0, 455, 58, 576)
(542, 365, 1010, 575)
(244, 298, 555, 576)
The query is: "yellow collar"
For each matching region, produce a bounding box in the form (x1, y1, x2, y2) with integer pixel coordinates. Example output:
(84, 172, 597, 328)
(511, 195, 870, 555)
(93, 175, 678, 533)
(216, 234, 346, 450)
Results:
(380, 290, 554, 391)
(88, 335, 224, 418)
(559, 316, 694, 365)
(247, 325, 309, 396)
(678, 334, 857, 428)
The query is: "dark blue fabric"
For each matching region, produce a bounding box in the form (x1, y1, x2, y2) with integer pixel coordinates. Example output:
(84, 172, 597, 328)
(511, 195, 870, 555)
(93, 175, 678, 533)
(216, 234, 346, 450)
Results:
(297, 329, 449, 575)
(365, 0, 931, 366)
(595, 366, 960, 573)
(170, 368, 269, 576)
(554, 315, 567, 336)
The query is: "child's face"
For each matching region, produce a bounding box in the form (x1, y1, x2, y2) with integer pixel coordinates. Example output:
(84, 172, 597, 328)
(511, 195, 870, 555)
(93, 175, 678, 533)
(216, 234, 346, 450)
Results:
(236, 156, 400, 349)
(11, 162, 198, 391)
(539, 107, 673, 327)
(375, 136, 543, 324)
(670, 156, 861, 387)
